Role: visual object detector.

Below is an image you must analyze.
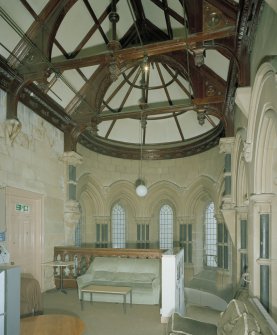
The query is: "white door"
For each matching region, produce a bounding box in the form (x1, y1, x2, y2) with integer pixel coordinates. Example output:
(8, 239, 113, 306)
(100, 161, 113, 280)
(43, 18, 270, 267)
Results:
(6, 187, 43, 286)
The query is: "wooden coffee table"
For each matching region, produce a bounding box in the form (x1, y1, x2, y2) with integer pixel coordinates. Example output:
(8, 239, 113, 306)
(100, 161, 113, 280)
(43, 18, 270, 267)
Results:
(20, 314, 85, 335)
(80, 284, 132, 313)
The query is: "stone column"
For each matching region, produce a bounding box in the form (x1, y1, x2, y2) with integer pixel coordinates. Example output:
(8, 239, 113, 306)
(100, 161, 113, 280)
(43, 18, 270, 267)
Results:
(259, 213, 270, 311)
(219, 137, 236, 244)
(177, 216, 194, 283)
(235, 206, 248, 286)
(249, 194, 273, 309)
(61, 151, 83, 245)
(219, 137, 235, 203)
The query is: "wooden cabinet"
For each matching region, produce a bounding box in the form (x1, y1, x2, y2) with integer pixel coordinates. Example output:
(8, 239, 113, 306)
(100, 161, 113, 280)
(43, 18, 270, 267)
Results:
(53, 246, 164, 289)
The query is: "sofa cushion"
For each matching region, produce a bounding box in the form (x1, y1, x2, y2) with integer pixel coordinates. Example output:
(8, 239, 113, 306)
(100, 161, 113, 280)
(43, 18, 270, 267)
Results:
(92, 257, 119, 272)
(111, 272, 155, 288)
(117, 258, 160, 274)
(85, 262, 94, 274)
(217, 299, 249, 335)
(130, 273, 156, 282)
(91, 271, 115, 281)
(231, 313, 261, 335)
(168, 313, 217, 335)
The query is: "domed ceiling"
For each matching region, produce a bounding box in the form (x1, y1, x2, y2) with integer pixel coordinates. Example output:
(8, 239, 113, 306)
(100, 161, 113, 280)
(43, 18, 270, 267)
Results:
(0, 0, 262, 159)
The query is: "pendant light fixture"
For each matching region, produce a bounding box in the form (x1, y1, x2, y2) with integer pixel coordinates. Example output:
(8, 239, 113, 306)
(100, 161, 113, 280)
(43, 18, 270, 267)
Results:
(135, 114, 148, 197)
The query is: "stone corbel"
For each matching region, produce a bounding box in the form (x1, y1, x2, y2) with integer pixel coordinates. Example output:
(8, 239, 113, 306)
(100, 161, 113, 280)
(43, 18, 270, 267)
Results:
(191, 48, 206, 67)
(63, 125, 84, 153)
(61, 151, 83, 167)
(219, 137, 235, 154)
(250, 193, 274, 212)
(235, 87, 251, 118)
(4, 118, 22, 145)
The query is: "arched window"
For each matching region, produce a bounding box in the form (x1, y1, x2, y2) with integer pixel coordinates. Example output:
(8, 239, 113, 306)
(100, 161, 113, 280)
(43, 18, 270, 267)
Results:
(204, 202, 217, 267)
(159, 204, 173, 250)
(111, 203, 126, 248)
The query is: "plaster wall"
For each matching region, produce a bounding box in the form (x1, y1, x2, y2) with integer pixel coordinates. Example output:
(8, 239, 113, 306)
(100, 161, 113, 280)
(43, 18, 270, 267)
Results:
(77, 143, 224, 199)
(76, 141, 226, 282)
(0, 90, 65, 290)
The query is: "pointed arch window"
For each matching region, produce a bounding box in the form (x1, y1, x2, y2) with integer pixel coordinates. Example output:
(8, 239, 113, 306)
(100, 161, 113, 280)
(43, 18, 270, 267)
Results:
(159, 204, 173, 250)
(204, 203, 217, 267)
(111, 203, 126, 248)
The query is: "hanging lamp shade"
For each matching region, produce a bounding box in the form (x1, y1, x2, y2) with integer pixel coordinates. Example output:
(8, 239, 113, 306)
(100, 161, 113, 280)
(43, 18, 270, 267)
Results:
(135, 179, 148, 197)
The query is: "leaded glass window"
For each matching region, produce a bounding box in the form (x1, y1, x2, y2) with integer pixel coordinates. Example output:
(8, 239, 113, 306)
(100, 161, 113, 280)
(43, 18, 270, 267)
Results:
(204, 203, 217, 267)
(159, 204, 173, 250)
(111, 203, 126, 248)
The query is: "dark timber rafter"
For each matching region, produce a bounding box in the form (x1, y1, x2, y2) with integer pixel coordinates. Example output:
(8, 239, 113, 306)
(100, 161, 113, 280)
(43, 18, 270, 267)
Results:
(0, 0, 262, 158)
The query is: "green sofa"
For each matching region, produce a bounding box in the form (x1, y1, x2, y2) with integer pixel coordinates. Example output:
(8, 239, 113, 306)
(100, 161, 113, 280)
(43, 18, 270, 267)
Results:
(77, 256, 161, 305)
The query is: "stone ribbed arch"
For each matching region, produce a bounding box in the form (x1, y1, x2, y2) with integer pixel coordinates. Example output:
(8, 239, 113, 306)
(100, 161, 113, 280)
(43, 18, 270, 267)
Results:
(183, 176, 218, 274)
(78, 190, 94, 243)
(244, 60, 277, 164)
(184, 176, 219, 217)
(77, 173, 107, 216)
(245, 60, 277, 307)
(141, 181, 183, 218)
(107, 180, 137, 218)
(245, 60, 277, 194)
(253, 108, 277, 194)
(144, 181, 181, 244)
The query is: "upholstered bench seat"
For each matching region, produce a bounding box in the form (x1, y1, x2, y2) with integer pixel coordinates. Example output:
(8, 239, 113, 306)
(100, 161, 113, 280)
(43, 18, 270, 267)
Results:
(167, 312, 218, 335)
(167, 299, 263, 335)
(84, 271, 155, 289)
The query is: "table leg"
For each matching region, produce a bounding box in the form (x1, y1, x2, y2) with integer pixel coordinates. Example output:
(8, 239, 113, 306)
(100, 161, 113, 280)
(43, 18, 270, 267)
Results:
(130, 290, 132, 307)
(60, 267, 67, 294)
(123, 294, 126, 313)
(80, 291, 84, 310)
(90, 292, 93, 304)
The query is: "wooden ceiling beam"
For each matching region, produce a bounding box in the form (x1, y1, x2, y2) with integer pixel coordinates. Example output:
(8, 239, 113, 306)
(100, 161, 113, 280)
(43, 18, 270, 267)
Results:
(51, 26, 236, 71)
(96, 96, 224, 122)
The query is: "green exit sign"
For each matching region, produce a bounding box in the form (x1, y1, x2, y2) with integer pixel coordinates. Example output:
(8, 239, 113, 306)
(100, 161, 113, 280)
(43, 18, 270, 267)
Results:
(16, 203, 30, 212)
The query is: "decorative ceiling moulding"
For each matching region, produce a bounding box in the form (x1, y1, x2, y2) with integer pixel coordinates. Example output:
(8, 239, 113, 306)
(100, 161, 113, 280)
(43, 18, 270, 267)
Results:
(203, 1, 234, 32)
(0, 0, 263, 160)
(0, 58, 72, 132)
(78, 122, 224, 160)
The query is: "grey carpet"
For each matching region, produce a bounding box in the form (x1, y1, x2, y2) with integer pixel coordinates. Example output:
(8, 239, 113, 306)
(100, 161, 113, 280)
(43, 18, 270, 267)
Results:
(42, 289, 166, 335)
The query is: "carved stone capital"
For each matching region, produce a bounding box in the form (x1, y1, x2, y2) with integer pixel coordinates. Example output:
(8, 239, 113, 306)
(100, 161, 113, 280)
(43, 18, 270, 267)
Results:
(219, 137, 235, 154)
(221, 197, 235, 210)
(135, 217, 151, 225)
(64, 200, 81, 223)
(243, 141, 252, 162)
(61, 151, 83, 166)
(250, 193, 275, 212)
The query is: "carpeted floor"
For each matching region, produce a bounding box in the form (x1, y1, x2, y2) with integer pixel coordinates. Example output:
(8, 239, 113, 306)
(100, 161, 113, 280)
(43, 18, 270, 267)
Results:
(42, 289, 166, 335)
